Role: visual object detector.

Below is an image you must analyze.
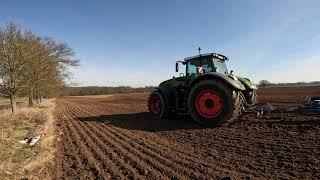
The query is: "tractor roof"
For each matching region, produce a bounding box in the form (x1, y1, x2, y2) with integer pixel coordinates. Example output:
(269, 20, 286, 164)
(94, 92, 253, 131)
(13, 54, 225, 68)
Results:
(184, 53, 229, 62)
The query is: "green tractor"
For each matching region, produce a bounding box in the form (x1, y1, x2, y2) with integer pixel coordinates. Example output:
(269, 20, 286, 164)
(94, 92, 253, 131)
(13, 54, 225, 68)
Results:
(148, 52, 258, 126)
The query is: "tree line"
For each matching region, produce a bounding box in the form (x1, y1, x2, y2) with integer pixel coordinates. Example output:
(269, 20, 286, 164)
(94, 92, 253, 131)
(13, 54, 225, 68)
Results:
(0, 22, 78, 112)
(62, 86, 154, 96)
(258, 80, 320, 88)
(65, 81, 320, 96)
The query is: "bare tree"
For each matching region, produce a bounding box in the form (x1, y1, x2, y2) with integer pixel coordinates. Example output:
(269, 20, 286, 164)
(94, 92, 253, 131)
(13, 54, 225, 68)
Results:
(23, 35, 79, 106)
(37, 38, 78, 101)
(258, 80, 272, 88)
(0, 23, 30, 112)
(0, 22, 79, 111)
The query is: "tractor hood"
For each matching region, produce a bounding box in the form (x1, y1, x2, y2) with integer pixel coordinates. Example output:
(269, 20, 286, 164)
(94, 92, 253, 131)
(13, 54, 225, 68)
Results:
(159, 79, 172, 87)
(159, 76, 184, 88)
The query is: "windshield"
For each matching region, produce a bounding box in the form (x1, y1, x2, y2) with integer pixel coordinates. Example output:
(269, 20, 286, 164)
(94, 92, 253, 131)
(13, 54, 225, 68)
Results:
(187, 57, 213, 74)
(186, 56, 228, 75)
(213, 58, 228, 74)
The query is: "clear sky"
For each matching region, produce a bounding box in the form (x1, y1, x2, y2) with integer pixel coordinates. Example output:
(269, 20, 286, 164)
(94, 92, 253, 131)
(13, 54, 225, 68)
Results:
(1, 0, 319, 87)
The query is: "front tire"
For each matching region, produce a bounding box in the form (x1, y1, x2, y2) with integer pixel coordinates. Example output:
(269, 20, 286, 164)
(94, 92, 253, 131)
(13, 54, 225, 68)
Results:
(188, 79, 241, 126)
(148, 91, 168, 119)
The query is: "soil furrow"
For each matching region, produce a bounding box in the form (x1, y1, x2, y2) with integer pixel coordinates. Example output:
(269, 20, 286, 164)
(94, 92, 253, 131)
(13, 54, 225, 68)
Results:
(70, 98, 317, 178)
(67, 98, 263, 177)
(55, 101, 105, 179)
(59, 101, 121, 178)
(78, 121, 164, 179)
(54, 89, 320, 179)
(69, 120, 137, 179)
(72, 101, 259, 176)
(70, 100, 221, 178)
(64, 100, 167, 179)
(67, 100, 206, 178)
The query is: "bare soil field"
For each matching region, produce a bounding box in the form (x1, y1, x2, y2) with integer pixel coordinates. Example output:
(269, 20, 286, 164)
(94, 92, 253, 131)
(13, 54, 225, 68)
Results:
(53, 87, 320, 179)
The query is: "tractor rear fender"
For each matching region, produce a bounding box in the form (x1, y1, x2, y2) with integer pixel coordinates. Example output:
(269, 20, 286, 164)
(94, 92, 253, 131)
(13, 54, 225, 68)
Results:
(187, 73, 246, 95)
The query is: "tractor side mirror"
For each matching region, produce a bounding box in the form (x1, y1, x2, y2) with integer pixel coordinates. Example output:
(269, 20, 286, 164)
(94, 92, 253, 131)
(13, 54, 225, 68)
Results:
(175, 62, 179, 72)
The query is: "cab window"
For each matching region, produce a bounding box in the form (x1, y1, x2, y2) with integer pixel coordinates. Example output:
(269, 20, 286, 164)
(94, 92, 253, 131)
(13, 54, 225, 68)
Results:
(202, 57, 213, 72)
(187, 59, 200, 74)
(213, 58, 228, 74)
(187, 57, 213, 75)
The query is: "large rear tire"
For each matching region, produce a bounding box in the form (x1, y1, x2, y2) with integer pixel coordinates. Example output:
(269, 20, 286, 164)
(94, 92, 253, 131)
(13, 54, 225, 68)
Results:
(148, 91, 168, 119)
(187, 79, 241, 126)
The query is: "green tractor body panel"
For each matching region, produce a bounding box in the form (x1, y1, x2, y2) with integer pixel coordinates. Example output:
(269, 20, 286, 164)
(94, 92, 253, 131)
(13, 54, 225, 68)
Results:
(236, 76, 257, 90)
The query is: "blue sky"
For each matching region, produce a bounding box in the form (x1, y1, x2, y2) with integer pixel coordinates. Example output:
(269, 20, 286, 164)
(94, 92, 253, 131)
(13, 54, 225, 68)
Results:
(1, 0, 319, 87)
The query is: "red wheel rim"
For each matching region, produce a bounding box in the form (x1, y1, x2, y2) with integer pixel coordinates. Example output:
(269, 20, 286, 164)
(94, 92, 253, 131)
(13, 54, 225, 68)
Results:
(149, 94, 161, 114)
(195, 90, 223, 118)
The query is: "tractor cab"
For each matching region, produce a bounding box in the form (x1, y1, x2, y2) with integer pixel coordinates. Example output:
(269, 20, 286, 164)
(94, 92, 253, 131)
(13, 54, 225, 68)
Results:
(175, 53, 230, 86)
(184, 53, 229, 73)
(175, 52, 256, 92)
(171, 53, 234, 111)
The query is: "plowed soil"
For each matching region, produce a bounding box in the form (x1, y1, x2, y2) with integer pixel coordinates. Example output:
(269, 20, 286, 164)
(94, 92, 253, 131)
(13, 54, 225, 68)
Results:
(54, 87, 320, 179)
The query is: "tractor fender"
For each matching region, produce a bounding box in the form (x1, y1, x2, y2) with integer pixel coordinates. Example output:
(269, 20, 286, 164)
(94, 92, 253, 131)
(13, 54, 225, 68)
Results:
(237, 77, 258, 90)
(188, 73, 246, 93)
(243, 83, 258, 90)
(154, 87, 166, 97)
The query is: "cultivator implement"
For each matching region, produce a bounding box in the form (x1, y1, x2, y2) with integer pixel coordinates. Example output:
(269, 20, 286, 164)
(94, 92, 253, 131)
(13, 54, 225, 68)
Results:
(241, 95, 320, 117)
